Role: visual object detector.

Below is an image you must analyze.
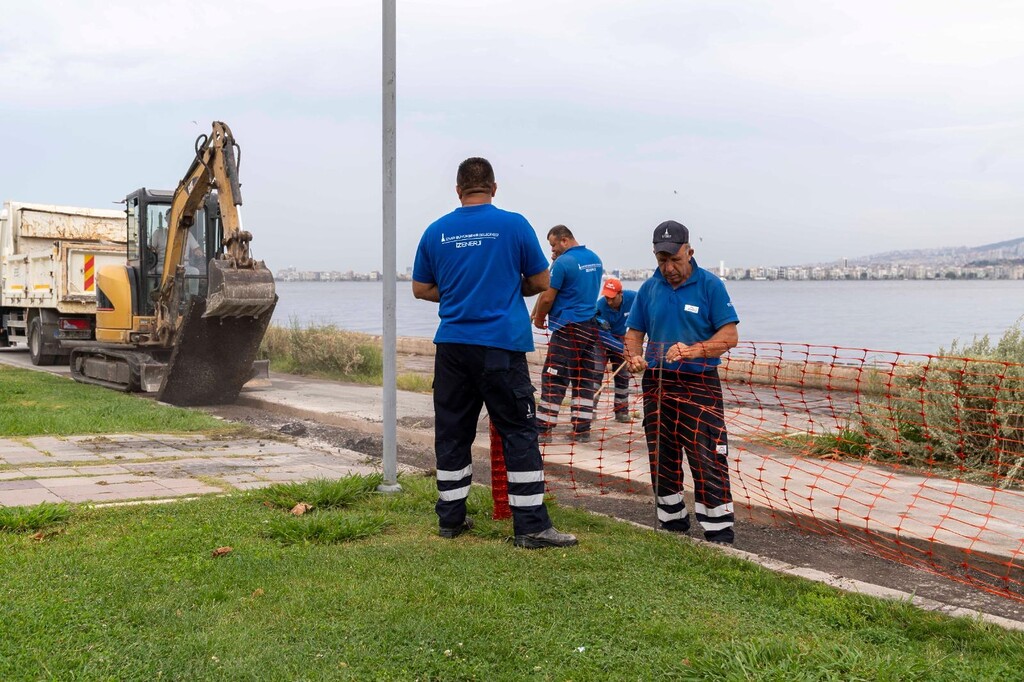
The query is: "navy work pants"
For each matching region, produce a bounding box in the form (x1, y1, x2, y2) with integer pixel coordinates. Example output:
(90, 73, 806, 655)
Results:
(600, 343, 631, 416)
(642, 368, 734, 543)
(537, 321, 601, 435)
(433, 343, 552, 536)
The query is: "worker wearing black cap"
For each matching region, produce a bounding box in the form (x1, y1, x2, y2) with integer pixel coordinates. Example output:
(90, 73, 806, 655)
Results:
(624, 220, 740, 544)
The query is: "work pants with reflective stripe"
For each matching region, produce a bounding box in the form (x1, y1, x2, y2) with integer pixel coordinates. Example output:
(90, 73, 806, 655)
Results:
(538, 321, 601, 435)
(433, 343, 552, 536)
(600, 343, 631, 415)
(642, 368, 734, 543)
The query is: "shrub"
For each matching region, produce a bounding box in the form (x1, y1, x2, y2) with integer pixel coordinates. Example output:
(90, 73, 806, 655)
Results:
(859, 320, 1024, 484)
(260, 322, 383, 380)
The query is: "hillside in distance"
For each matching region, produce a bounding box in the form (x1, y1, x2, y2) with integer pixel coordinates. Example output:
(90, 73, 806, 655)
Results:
(838, 236, 1024, 267)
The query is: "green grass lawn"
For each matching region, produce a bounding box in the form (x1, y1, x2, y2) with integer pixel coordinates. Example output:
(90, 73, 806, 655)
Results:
(0, 365, 246, 437)
(2, 475, 1022, 681)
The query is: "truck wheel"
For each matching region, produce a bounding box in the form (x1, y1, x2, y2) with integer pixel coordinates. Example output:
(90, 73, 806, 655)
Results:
(28, 318, 57, 366)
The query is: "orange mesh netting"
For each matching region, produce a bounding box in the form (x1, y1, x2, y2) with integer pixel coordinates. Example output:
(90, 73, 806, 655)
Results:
(492, 334, 1024, 601)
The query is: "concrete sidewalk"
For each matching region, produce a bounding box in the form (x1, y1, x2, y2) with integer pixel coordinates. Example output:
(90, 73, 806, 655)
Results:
(0, 432, 376, 507)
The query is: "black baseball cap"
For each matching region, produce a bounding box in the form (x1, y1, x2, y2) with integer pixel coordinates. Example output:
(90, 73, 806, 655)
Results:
(652, 220, 689, 254)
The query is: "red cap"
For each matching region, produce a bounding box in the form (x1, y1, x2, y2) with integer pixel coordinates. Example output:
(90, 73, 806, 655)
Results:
(601, 277, 623, 298)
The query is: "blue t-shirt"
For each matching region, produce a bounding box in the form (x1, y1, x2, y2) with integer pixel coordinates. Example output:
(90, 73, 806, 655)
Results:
(413, 203, 548, 352)
(626, 259, 740, 372)
(549, 244, 603, 329)
(595, 289, 637, 337)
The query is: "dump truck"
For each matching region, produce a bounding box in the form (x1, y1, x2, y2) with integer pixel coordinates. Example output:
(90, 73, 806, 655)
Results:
(68, 121, 277, 406)
(0, 202, 127, 365)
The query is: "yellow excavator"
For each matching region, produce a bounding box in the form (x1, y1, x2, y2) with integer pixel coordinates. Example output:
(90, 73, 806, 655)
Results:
(69, 121, 277, 406)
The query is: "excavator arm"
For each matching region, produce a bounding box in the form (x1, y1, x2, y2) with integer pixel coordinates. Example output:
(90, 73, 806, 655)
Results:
(154, 121, 275, 344)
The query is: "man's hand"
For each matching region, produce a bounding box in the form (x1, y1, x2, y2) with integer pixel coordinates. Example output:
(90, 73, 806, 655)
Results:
(626, 354, 647, 373)
(532, 313, 547, 330)
(665, 342, 702, 362)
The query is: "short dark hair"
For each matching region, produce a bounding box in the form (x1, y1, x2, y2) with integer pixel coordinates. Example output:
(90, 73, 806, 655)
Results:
(547, 224, 574, 241)
(456, 157, 495, 193)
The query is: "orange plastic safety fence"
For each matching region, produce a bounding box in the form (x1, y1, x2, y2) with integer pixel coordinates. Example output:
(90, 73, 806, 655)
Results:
(489, 422, 512, 520)
(526, 330, 1024, 602)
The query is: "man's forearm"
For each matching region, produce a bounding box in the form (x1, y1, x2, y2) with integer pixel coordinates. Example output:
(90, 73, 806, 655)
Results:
(624, 330, 645, 360)
(532, 289, 556, 322)
(411, 280, 441, 302)
(666, 323, 738, 361)
(697, 323, 739, 358)
(521, 275, 548, 297)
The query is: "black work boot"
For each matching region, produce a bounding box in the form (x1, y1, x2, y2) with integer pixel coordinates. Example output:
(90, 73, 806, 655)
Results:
(438, 518, 474, 539)
(513, 526, 578, 549)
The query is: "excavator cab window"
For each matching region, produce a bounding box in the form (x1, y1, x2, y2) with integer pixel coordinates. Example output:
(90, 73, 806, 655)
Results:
(142, 202, 210, 315)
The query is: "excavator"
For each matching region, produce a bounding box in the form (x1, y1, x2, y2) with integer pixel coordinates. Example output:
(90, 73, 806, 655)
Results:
(69, 121, 277, 406)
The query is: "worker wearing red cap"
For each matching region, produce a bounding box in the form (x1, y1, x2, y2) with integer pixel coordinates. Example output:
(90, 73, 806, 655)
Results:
(595, 277, 637, 422)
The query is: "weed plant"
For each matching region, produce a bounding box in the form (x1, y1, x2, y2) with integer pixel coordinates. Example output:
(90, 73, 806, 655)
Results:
(254, 474, 383, 511)
(264, 510, 390, 545)
(0, 502, 71, 532)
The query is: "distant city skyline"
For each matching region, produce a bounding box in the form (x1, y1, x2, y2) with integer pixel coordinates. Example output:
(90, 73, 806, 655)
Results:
(276, 233, 1024, 278)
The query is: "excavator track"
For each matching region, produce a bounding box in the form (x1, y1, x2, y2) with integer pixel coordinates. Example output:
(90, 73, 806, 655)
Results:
(69, 348, 167, 393)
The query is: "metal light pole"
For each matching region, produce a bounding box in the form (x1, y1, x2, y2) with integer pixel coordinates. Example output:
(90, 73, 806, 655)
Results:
(379, 0, 401, 494)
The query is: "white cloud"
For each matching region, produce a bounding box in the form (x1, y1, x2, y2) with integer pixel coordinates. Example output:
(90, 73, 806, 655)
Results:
(0, 0, 1021, 270)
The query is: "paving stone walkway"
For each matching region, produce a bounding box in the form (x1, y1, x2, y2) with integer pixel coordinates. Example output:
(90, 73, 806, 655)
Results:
(0, 433, 377, 507)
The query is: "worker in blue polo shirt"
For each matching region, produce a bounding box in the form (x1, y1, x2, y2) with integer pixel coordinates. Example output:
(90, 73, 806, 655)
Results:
(595, 277, 637, 423)
(412, 157, 578, 549)
(531, 225, 603, 442)
(625, 220, 740, 544)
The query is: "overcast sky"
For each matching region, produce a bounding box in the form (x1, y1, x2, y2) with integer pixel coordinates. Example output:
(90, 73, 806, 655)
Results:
(1, 1, 1021, 273)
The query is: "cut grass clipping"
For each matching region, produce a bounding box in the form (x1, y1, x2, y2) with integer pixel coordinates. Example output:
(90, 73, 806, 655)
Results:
(255, 475, 388, 545)
(0, 502, 71, 533)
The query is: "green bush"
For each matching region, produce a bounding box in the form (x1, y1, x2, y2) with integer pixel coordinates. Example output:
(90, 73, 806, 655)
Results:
(860, 320, 1024, 483)
(260, 322, 383, 380)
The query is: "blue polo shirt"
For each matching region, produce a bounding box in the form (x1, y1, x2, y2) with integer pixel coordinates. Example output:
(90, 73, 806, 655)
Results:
(549, 244, 603, 329)
(413, 204, 548, 352)
(627, 259, 739, 372)
(595, 289, 637, 337)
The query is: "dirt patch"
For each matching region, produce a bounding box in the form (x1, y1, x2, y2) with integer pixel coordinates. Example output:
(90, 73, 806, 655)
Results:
(205, 403, 1024, 623)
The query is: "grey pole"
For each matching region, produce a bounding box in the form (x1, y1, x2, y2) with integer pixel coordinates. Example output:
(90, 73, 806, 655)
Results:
(379, 0, 401, 493)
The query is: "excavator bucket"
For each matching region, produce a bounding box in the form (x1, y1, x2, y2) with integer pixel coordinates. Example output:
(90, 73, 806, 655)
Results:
(157, 295, 277, 406)
(204, 258, 277, 319)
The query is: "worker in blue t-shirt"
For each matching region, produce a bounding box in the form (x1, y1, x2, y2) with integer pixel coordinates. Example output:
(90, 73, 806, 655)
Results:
(594, 277, 637, 423)
(412, 157, 577, 550)
(625, 220, 740, 545)
(531, 225, 603, 442)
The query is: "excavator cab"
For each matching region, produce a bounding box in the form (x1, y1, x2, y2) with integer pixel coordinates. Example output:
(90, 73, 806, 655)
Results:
(128, 188, 217, 315)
